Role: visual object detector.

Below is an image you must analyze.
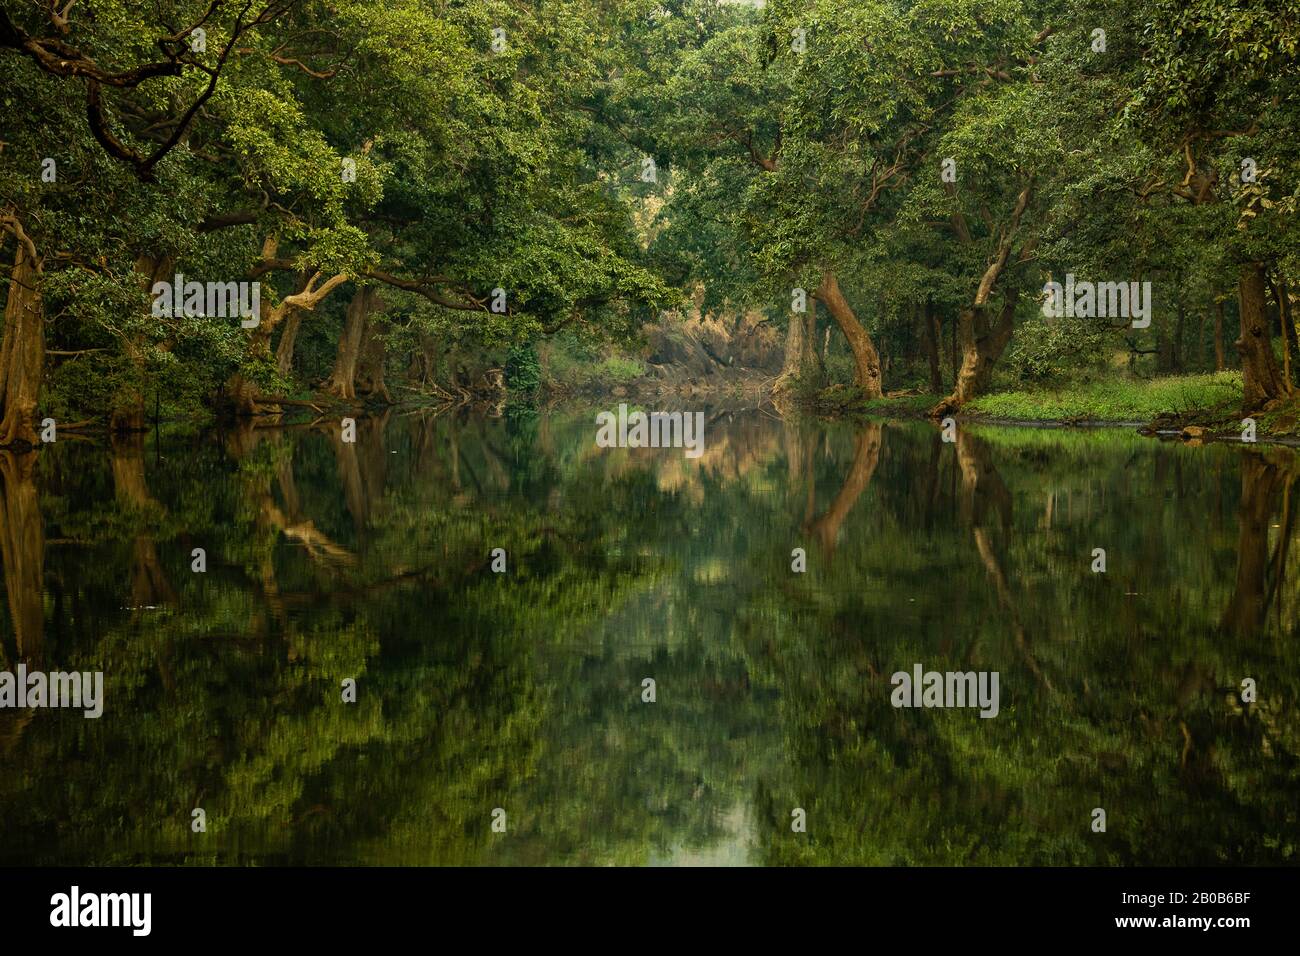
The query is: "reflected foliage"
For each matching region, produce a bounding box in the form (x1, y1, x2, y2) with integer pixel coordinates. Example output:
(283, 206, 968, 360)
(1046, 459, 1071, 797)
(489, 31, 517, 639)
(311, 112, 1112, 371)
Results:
(0, 411, 1297, 864)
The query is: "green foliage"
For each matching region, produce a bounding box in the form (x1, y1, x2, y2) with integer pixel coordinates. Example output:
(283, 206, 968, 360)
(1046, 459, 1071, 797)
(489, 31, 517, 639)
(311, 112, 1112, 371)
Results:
(3, 0, 1298, 419)
(0, 0, 679, 425)
(969, 371, 1244, 422)
(505, 342, 542, 394)
(1002, 313, 1118, 384)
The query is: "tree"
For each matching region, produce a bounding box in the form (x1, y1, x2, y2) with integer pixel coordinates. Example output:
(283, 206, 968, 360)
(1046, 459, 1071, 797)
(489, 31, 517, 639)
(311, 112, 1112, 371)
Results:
(1130, 0, 1300, 412)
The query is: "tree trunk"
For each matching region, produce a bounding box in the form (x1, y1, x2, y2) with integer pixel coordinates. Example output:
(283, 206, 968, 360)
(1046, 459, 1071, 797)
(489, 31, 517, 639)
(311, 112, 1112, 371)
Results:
(1155, 301, 1174, 374)
(1196, 304, 1206, 371)
(110, 344, 148, 432)
(275, 309, 304, 377)
(1236, 262, 1290, 413)
(816, 269, 882, 399)
(225, 267, 350, 415)
(1278, 284, 1292, 391)
(949, 312, 959, 382)
(1214, 299, 1226, 372)
(921, 300, 943, 392)
(1267, 272, 1297, 392)
(931, 293, 1019, 417)
(1285, 279, 1300, 385)
(323, 286, 378, 400)
(929, 180, 1033, 417)
(804, 422, 881, 559)
(773, 301, 824, 394)
(1221, 452, 1290, 637)
(111, 432, 175, 611)
(1174, 291, 1186, 373)
(956, 430, 1054, 693)
(0, 234, 44, 447)
(226, 300, 273, 417)
(773, 308, 806, 395)
(112, 253, 173, 433)
(356, 312, 391, 403)
(0, 451, 43, 661)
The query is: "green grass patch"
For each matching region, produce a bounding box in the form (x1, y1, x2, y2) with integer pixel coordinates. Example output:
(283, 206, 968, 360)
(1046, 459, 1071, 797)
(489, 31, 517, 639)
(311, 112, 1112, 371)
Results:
(967, 372, 1243, 423)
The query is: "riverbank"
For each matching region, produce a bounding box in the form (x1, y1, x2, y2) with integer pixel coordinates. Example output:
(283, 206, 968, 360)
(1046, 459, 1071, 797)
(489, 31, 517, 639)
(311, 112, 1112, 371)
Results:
(811, 371, 1300, 443)
(32, 369, 1300, 450)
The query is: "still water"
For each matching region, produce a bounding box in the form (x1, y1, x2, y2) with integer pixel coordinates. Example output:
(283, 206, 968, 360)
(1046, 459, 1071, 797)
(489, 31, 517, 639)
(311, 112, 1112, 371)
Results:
(0, 406, 1296, 865)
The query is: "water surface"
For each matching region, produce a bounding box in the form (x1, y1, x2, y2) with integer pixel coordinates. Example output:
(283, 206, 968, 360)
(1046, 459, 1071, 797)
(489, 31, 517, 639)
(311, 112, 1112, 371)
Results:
(0, 406, 1296, 865)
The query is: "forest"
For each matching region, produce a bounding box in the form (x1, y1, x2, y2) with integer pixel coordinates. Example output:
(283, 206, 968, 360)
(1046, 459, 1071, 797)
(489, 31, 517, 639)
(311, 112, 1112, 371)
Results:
(1, 1, 1299, 869)
(0, 0, 1296, 438)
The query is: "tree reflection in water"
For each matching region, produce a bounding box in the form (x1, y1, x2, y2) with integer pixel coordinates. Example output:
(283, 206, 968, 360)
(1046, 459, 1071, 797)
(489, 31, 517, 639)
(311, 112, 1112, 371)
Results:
(0, 409, 1296, 865)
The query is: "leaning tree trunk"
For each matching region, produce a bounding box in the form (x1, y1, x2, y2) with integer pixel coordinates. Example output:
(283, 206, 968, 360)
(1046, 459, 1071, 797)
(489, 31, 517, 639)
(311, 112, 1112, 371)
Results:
(929, 180, 1033, 418)
(803, 421, 881, 559)
(275, 310, 305, 378)
(1236, 262, 1290, 413)
(0, 235, 44, 446)
(931, 293, 1019, 418)
(816, 269, 882, 399)
(226, 269, 351, 415)
(956, 429, 1054, 693)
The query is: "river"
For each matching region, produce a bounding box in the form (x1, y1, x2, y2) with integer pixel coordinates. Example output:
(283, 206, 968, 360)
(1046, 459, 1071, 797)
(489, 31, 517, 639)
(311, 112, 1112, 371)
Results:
(0, 405, 1295, 865)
